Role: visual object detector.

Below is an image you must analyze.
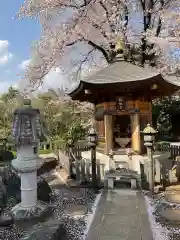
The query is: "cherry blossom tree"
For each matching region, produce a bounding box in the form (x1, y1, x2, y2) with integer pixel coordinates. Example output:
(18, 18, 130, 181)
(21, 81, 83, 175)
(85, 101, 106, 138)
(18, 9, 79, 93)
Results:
(18, 0, 180, 89)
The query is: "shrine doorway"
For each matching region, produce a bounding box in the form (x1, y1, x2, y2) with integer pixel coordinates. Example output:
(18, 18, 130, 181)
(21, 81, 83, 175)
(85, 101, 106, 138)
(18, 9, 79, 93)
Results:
(113, 115, 131, 150)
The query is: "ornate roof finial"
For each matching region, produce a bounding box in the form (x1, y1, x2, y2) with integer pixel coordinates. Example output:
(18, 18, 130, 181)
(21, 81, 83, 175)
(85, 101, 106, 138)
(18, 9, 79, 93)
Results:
(114, 38, 125, 62)
(23, 98, 31, 107)
(115, 38, 125, 53)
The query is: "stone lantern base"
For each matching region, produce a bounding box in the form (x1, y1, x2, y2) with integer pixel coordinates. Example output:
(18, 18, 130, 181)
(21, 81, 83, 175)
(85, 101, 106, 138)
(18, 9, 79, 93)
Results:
(11, 148, 48, 220)
(12, 200, 48, 220)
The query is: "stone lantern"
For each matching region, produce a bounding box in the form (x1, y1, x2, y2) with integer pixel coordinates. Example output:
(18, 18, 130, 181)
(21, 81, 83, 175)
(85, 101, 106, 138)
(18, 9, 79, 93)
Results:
(142, 124, 157, 147)
(11, 99, 47, 219)
(142, 123, 158, 194)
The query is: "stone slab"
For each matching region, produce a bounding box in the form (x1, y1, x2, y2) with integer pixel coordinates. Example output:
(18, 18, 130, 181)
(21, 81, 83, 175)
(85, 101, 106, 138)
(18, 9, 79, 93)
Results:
(160, 209, 180, 222)
(64, 204, 88, 216)
(165, 193, 180, 204)
(165, 185, 180, 203)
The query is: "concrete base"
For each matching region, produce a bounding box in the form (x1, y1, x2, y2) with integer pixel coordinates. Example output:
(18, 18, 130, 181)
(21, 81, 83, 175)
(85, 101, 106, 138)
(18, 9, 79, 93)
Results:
(12, 200, 48, 220)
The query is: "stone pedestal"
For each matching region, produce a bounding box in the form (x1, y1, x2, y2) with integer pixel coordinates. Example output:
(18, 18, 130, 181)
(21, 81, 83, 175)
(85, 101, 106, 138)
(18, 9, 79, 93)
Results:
(11, 146, 48, 220)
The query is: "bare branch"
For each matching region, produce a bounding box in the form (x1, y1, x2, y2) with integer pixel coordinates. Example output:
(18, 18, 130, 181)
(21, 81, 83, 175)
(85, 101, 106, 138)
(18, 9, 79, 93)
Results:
(85, 39, 110, 62)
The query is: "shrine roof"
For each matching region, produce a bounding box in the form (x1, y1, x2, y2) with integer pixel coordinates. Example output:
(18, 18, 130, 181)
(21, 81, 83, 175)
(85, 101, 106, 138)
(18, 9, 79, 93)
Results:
(80, 61, 160, 84)
(68, 60, 180, 101)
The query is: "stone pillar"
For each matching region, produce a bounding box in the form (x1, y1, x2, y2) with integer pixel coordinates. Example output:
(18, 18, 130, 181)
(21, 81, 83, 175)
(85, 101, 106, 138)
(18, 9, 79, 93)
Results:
(21, 172, 37, 208)
(85, 159, 91, 182)
(91, 145, 97, 189)
(80, 158, 85, 183)
(147, 146, 154, 193)
(131, 113, 141, 154)
(75, 158, 80, 182)
(96, 158, 101, 183)
(104, 115, 113, 155)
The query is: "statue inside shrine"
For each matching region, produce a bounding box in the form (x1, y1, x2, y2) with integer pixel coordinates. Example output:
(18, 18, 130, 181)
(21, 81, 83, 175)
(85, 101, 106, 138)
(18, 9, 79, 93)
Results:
(114, 116, 131, 149)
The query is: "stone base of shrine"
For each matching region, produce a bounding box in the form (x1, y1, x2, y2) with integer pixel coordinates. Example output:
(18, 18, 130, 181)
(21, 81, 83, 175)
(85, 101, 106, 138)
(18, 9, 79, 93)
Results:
(12, 200, 48, 220)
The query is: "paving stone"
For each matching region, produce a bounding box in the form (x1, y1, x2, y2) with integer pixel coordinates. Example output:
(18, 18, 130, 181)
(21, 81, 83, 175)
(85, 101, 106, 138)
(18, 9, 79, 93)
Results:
(86, 189, 152, 240)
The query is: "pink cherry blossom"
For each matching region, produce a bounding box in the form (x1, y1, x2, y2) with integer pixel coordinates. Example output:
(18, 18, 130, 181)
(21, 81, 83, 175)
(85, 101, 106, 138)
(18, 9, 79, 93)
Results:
(17, 0, 180, 91)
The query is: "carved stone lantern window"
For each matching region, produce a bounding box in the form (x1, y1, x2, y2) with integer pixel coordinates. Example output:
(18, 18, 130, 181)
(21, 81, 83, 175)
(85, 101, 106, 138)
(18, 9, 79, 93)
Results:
(12, 99, 45, 147)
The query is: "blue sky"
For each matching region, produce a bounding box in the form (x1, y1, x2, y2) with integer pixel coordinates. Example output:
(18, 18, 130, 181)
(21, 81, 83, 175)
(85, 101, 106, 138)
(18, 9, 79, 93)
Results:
(0, 0, 41, 92)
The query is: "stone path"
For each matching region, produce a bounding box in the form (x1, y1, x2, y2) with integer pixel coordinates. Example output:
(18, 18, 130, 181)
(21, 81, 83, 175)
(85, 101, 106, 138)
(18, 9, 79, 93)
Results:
(86, 189, 152, 240)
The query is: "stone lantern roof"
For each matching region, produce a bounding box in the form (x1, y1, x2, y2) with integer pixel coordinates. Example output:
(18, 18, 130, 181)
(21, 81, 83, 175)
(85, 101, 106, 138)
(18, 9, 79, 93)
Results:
(142, 124, 158, 135)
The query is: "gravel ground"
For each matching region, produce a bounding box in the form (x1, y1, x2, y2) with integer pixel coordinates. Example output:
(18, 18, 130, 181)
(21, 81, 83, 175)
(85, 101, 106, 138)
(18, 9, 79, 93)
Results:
(0, 171, 99, 240)
(50, 188, 96, 240)
(144, 192, 180, 240)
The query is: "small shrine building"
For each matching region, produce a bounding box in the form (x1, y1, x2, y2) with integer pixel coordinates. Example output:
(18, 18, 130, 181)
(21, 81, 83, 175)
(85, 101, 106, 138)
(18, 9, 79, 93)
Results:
(68, 60, 179, 156)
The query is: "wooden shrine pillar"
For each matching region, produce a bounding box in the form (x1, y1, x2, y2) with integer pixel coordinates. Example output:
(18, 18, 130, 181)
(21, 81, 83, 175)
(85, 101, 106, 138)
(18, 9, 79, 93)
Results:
(104, 115, 113, 155)
(131, 112, 141, 154)
(148, 100, 152, 124)
(131, 113, 141, 153)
